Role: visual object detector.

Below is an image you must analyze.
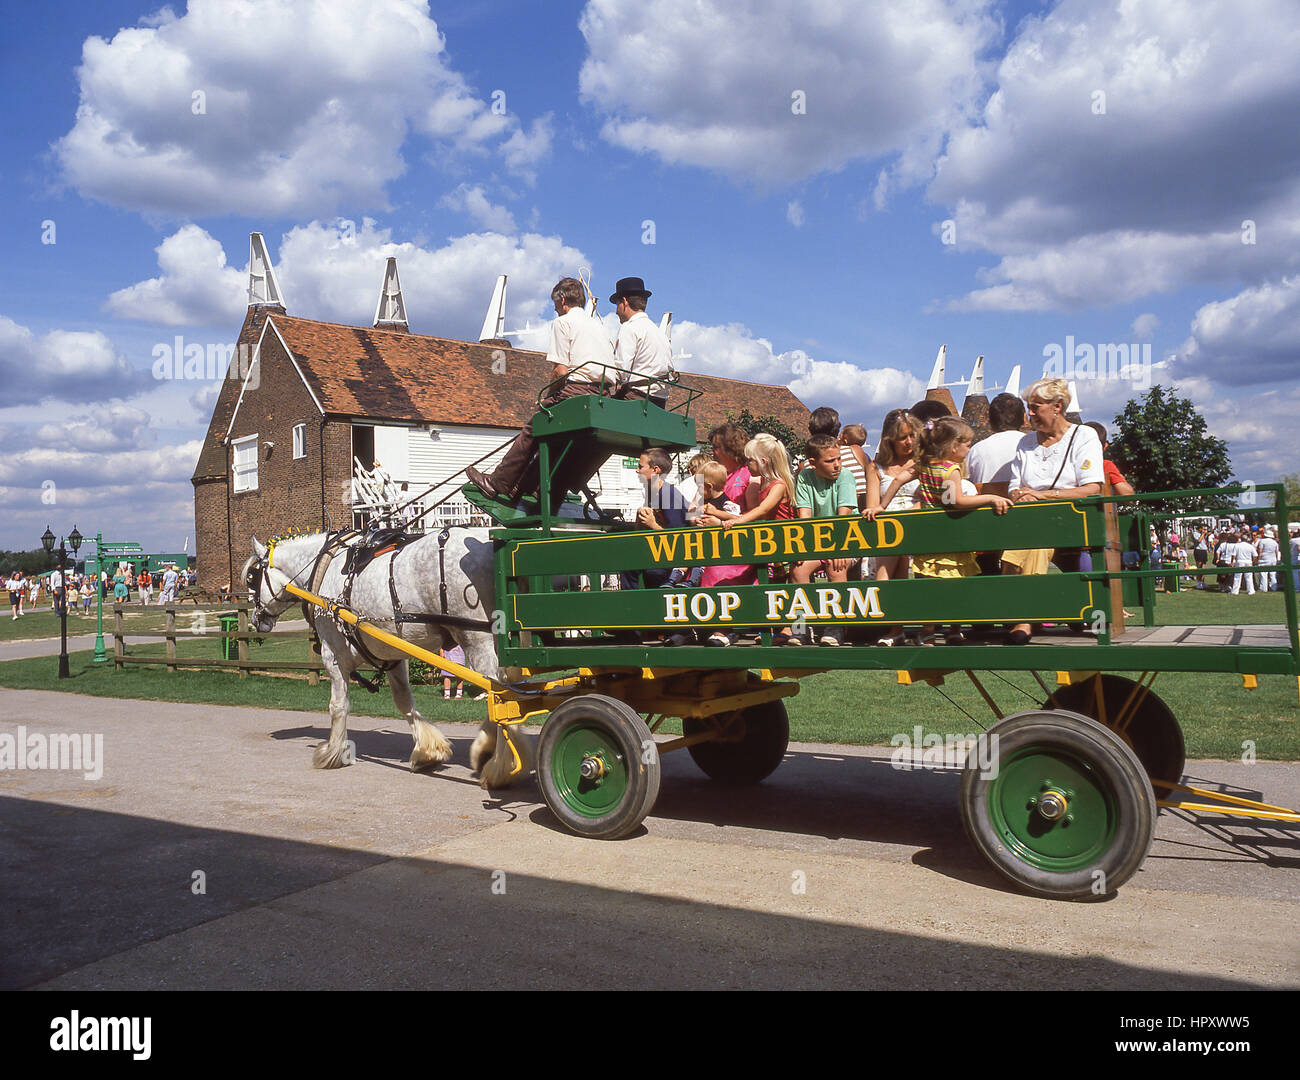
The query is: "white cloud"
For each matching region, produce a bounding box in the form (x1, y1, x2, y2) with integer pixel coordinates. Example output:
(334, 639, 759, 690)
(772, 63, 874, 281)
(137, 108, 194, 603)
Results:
(104, 225, 245, 326)
(0, 441, 202, 490)
(931, 0, 1300, 310)
(786, 201, 805, 228)
(1194, 384, 1300, 480)
(0, 475, 199, 553)
(189, 383, 223, 420)
(438, 184, 517, 234)
(275, 219, 587, 340)
(943, 226, 1270, 312)
(1173, 276, 1300, 385)
(672, 320, 925, 436)
(33, 404, 157, 452)
(101, 219, 589, 340)
(54, 0, 552, 218)
(1132, 312, 1160, 338)
(0, 316, 150, 405)
(578, 0, 997, 185)
(500, 115, 555, 179)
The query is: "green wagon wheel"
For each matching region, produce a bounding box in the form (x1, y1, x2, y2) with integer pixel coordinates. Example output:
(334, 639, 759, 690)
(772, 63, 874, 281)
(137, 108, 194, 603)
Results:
(960, 709, 1156, 900)
(1044, 674, 1185, 790)
(682, 700, 790, 785)
(537, 694, 661, 839)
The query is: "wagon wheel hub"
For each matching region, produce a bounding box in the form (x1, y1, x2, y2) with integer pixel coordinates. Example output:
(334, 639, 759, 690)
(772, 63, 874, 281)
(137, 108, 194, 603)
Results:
(1035, 789, 1070, 821)
(579, 752, 608, 782)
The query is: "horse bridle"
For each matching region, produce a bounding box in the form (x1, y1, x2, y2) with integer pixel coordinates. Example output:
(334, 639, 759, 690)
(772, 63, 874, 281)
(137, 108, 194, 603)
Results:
(245, 542, 290, 626)
(246, 532, 351, 627)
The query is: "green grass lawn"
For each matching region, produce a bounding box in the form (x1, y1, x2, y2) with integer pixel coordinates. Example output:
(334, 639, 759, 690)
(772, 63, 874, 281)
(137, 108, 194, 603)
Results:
(2, 646, 1296, 761)
(1150, 587, 1293, 626)
(0, 602, 253, 642)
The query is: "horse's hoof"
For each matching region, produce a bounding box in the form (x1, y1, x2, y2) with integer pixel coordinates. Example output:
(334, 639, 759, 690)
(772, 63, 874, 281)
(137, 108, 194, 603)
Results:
(313, 744, 350, 769)
(468, 732, 493, 774)
(409, 746, 450, 771)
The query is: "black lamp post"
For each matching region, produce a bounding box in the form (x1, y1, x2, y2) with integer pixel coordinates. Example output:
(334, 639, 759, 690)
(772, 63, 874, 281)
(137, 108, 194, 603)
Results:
(42, 525, 72, 678)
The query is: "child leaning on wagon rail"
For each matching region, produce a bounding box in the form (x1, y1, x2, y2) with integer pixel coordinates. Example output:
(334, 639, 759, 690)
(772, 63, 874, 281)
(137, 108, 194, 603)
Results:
(622, 448, 690, 591)
(882, 417, 1011, 645)
(774, 434, 859, 647)
(661, 462, 742, 647)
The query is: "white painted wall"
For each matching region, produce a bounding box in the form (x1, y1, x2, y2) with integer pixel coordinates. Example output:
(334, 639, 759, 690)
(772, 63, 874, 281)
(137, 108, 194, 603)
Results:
(353, 422, 691, 527)
(372, 424, 409, 480)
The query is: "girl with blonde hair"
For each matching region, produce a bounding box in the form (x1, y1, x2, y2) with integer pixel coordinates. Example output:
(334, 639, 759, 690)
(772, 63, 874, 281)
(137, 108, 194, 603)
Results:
(724, 433, 796, 527)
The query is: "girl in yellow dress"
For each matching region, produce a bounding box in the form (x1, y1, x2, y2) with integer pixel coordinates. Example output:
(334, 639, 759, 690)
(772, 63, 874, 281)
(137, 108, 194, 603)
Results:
(881, 417, 1012, 643)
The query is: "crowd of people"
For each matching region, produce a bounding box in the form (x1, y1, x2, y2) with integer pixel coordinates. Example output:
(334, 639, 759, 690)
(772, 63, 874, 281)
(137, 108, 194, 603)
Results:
(1174, 522, 1294, 595)
(4, 563, 195, 620)
(618, 376, 1299, 647)
(449, 272, 1293, 648)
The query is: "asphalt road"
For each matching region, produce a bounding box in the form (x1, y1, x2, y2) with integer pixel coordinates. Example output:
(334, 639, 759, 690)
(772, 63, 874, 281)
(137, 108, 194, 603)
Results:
(2, 687, 1297, 990)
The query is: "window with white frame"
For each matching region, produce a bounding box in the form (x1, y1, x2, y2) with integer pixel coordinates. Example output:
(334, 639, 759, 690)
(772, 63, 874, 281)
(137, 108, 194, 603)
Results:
(292, 423, 306, 459)
(232, 434, 258, 492)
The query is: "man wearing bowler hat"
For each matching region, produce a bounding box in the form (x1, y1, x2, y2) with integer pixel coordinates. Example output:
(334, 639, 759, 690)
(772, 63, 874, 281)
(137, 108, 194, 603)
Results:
(467, 276, 615, 501)
(609, 276, 673, 406)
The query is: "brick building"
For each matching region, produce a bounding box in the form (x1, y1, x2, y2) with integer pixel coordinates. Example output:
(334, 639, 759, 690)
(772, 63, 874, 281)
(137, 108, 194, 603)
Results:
(192, 236, 812, 589)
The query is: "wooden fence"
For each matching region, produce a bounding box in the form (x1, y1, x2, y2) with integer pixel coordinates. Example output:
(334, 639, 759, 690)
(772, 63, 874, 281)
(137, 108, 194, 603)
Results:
(112, 601, 324, 683)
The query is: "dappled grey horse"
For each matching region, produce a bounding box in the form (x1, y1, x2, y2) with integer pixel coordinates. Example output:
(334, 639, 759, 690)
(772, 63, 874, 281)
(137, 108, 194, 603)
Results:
(243, 530, 530, 787)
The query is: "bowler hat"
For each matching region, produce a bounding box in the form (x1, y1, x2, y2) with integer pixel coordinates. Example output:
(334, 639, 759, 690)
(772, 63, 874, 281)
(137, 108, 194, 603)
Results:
(609, 277, 652, 303)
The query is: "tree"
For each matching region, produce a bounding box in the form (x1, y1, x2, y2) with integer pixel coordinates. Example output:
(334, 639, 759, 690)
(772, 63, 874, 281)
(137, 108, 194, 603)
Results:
(719, 409, 803, 463)
(0, 548, 59, 576)
(1278, 473, 1300, 524)
(1109, 386, 1234, 540)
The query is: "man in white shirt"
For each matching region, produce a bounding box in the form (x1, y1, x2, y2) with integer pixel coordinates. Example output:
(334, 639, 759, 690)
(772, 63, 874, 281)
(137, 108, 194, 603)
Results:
(1290, 526, 1300, 592)
(608, 277, 672, 405)
(49, 567, 64, 616)
(1225, 534, 1255, 594)
(467, 277, 616, 500)
(1256, 529, 1281, 592)
(968, 394, 1027, 497)
(161, 566, 179, 605)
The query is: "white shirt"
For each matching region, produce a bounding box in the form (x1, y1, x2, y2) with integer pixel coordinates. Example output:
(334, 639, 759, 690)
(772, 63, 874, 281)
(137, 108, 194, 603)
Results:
(967, 430, 1024, 486)
(547, 306, 615, 385)
(50, 570, 63, 590)
(1009, 424, 1104, 493)
(1230, 541, 1256, 567)
(1257, 537, 1280, 564)
(613, 311, 673, 397)
(876, 464, 919, 511)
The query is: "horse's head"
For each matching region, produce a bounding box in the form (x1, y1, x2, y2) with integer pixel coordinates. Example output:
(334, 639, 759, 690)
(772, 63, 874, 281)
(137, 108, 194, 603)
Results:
(244, 536, 295, 633)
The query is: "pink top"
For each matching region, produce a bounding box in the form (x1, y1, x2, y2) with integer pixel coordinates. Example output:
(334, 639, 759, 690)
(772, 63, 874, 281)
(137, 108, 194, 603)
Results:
(701, 465, 757, 587)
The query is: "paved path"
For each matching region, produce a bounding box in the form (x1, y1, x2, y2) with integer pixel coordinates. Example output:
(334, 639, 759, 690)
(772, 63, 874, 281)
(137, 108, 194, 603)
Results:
(2, 688, 1297, 990)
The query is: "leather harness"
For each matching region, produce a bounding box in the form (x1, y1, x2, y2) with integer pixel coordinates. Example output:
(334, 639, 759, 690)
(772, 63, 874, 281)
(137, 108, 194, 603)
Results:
(281, 527, 493, 690)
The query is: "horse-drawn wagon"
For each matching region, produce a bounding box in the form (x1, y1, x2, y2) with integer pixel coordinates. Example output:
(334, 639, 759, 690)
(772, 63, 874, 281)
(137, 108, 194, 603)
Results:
(246, 373, 1300, 901)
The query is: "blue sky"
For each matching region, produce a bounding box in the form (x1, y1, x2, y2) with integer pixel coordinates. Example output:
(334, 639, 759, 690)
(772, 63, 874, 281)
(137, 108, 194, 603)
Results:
(2, 0, 1297, 553)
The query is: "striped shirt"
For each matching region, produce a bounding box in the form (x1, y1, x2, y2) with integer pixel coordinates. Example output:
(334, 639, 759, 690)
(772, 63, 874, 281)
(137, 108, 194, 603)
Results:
(839, 445, 868, 499)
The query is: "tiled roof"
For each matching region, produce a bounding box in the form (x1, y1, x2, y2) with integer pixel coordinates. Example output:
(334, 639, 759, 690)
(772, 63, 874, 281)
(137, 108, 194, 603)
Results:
(961, 394, 991, 441)
(269, 314, 811, 435)
(195, 313, 812, 481)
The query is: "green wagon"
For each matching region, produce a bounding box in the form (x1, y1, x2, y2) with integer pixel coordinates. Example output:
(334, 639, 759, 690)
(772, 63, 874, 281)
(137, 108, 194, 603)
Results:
(302, 376, 1300, 900)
